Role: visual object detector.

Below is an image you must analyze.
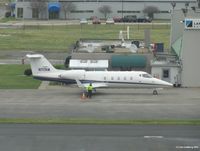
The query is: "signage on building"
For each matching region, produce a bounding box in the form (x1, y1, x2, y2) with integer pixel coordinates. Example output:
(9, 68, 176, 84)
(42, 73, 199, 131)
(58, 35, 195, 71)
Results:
(185, 18, 200, 29)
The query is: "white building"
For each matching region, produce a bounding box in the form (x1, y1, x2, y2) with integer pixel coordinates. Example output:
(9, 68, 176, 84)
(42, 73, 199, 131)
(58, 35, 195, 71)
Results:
(15, 0, 197, 20)
(152, 2, 200, 87)
(151, 60, 181, 87)
(69, 59, 108, 71)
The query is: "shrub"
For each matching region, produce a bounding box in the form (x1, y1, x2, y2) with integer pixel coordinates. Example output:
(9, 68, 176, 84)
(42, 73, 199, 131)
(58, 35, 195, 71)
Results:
(24, 68, 32, 76)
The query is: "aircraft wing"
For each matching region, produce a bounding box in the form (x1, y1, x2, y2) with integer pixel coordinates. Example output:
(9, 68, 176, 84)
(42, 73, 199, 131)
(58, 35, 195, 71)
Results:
(75, 80, 108, 88)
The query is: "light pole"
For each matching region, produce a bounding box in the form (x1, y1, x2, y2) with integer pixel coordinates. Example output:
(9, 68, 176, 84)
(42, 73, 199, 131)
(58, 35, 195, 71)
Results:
(181, 2, 189, 17)
(121, 0, 123, 18)
(170, 2, 176, 50)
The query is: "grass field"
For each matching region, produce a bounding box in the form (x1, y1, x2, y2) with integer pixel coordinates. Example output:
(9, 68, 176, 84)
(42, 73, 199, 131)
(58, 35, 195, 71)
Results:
(0, 24, 170, 52)
(0, 64, 41, 89)
(0, 118, 199, 125)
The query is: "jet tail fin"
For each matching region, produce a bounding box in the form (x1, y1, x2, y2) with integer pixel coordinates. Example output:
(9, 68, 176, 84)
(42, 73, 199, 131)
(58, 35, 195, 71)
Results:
(26, 54, 57, 76)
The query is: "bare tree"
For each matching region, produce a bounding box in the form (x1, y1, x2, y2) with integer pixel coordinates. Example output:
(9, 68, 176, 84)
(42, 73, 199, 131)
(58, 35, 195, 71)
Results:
(171, 1, 176, 9)
(0, 0, 11, 7)
(30, 0, 47, 19)
(143, 6, 159, 19)
(0, 0, 12, 10)
(61, 2, 76, 20)
(198, 0, 200, 8)
(0, 0, 15, 17)
(98, 5, 112, 19)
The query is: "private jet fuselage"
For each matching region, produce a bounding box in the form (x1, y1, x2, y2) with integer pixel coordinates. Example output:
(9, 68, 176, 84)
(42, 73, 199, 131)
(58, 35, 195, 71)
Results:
(27, 54, 173, 94)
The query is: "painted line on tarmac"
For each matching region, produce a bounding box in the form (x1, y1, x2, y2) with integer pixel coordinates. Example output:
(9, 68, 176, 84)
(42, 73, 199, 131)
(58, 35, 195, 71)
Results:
(144, 136, 164, 139)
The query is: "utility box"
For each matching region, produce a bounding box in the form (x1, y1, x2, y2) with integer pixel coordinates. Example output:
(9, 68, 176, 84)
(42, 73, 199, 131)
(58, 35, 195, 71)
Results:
(155, 43, 164, 52)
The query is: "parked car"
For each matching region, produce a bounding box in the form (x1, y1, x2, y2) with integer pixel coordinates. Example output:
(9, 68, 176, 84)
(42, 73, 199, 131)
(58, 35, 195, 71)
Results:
(113, 16, 122, 22)
(92, 18, 101, 24)
(106, 18, 114, 24)
(122, 15, 137, 22)
(137, 17, 152, 23)
(80, 18, 88, 24)
(90, 16, 98, 20)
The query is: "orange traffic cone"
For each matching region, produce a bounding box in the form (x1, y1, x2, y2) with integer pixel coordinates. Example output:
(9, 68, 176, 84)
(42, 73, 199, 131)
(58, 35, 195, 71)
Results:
(81, 92, 86, 100)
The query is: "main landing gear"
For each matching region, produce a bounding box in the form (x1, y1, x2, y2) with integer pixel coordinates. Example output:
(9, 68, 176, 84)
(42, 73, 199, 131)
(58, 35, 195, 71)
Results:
(153, 89, 158, 95)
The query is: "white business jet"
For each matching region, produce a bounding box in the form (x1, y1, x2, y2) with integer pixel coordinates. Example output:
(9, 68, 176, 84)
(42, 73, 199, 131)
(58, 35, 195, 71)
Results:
(26, 54, 172, 95)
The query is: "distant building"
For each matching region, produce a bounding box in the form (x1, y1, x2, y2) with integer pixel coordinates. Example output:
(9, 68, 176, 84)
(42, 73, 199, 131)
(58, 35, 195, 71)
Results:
(69, 59, 108, 71)
(15, 0, 196, 20)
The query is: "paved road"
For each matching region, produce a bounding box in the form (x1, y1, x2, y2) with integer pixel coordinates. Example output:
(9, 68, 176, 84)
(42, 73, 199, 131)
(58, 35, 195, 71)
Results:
(0, 50, 66, 64)
(0, 50, 67, 60)
(0, 87, 200, 119)
(0, 124, 199, 151)
(0, 20, 170, 27)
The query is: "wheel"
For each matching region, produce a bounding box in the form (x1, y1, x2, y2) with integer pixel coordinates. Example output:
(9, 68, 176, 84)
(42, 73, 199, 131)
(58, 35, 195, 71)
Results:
(153, 90, 158, 95)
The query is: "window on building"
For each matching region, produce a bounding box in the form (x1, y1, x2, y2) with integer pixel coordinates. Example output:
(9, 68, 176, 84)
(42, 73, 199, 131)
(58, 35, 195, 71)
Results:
(158, 11, 170, 13)
(17, 8, 23, 18)
(117, 10, 140, 13)
(71, 10, 94, 13)
(163, 69, 169, 78)
(32, 8, 39, 19)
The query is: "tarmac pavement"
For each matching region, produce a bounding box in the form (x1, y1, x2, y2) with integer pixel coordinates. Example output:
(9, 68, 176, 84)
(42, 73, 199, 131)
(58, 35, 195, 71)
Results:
(0, 124, 199, 151)
(0, 87, 199, 119)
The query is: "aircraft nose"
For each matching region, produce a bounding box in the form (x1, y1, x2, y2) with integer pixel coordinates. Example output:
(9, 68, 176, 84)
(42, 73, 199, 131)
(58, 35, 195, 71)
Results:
(154, 78, 173, 87)
(162, 80, 173, 87)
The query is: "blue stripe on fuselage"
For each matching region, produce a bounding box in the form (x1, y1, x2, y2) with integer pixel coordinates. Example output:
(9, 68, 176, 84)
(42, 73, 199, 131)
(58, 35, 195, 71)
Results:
(34, 76, 167, 86)
(33, 76, 76, 84)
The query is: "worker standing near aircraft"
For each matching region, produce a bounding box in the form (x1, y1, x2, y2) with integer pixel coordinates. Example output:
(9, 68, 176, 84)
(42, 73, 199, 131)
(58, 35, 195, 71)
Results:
(87, 83, 93, 98)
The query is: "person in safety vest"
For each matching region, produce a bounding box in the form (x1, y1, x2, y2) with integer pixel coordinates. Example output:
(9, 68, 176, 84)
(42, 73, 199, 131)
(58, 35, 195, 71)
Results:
(87, 83, 93, 98)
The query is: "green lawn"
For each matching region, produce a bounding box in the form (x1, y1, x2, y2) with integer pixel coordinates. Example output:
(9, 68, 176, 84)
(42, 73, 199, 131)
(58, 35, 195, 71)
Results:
(0, 24, 170, 52)
(0, 118, 199, 125)
(0, 64, 41, 89)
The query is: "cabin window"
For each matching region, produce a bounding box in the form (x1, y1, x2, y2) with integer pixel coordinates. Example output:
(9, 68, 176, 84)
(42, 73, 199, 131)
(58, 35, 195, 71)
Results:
(124, 77, 126, 80)
(104, 77, 106, 81)
(117, 77, 120, 80)
(111, 77, 114, 80)
(130, 77, 133, 80)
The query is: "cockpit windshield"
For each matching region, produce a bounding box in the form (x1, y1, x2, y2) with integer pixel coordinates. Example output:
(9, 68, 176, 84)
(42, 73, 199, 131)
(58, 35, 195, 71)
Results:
(142, 74, 153, 78)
